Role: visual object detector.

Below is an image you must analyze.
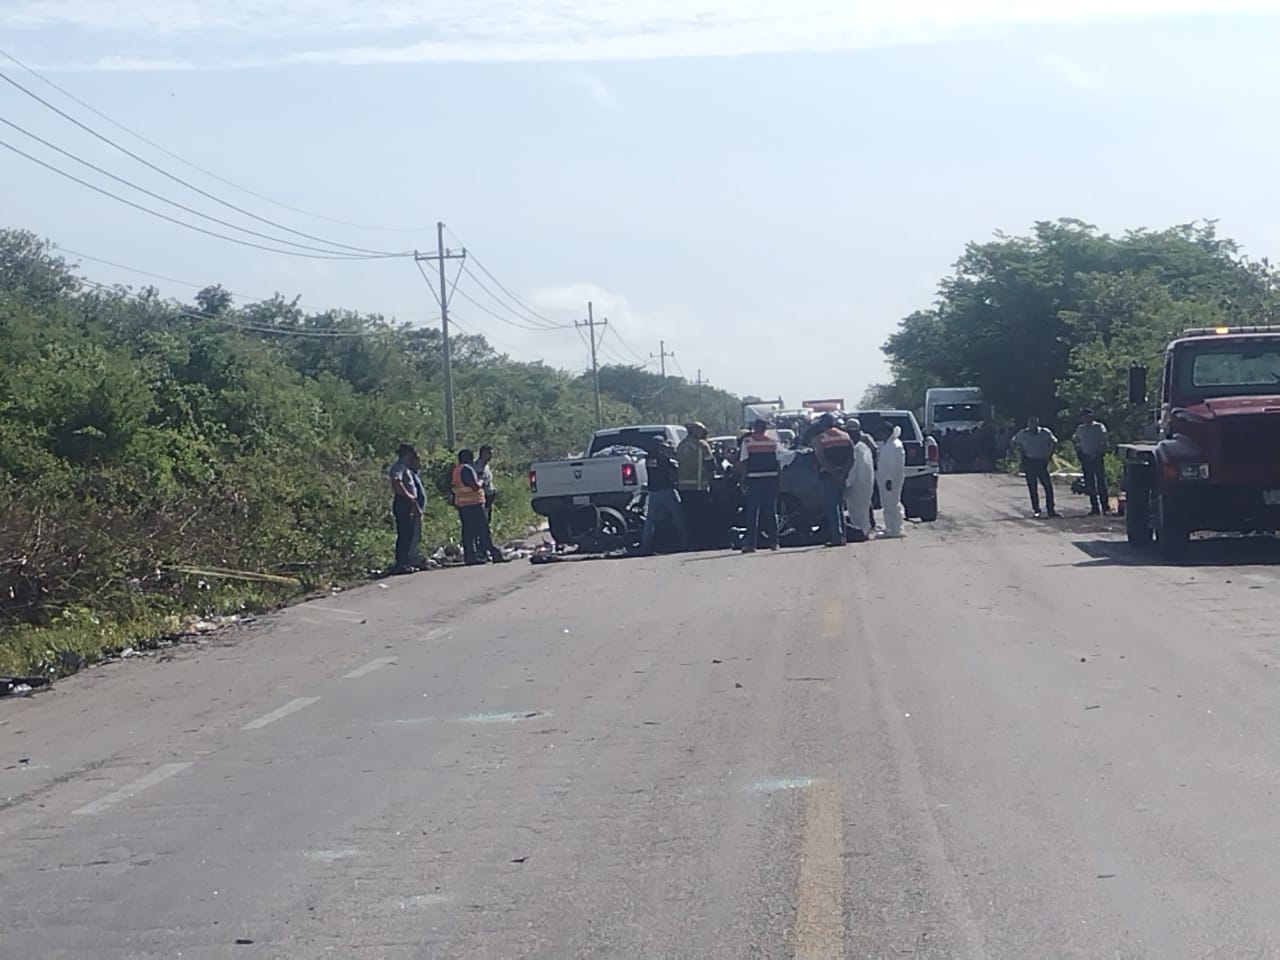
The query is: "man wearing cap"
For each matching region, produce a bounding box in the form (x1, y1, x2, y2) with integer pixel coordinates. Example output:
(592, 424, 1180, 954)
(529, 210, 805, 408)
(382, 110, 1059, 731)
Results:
(1072, 409, 1111, 516)
(812, 413, 855, 547)
(639, 436, 689, 555)
(388, 443, 423, 574)
(736, 418, 796, 552)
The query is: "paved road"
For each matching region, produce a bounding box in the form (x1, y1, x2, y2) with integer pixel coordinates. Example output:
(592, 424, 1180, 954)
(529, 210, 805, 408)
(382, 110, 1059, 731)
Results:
(5, 474, 1280, 958)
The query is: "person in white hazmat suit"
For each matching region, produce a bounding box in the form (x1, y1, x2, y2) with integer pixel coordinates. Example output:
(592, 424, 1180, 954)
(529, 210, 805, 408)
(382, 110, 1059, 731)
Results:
(875, 423, 906, 537)
(842, 418, 876, 543)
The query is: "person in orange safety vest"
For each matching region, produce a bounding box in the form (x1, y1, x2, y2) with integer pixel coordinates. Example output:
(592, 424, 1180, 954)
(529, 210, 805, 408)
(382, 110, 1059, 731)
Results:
(453, 449, 505, 566)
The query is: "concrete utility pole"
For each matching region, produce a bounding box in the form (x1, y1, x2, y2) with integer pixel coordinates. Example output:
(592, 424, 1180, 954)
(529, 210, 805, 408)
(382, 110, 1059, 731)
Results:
(651, 340, 675, 423)
(576, 302, 607, 428)
(414, 222, 467, 448)
(694, 369, 709, 416)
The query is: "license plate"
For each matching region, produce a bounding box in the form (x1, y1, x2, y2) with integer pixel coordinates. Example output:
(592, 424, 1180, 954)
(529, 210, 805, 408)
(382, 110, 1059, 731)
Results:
(1264, 490, 1280, 506)
(573, 495, 591, 506)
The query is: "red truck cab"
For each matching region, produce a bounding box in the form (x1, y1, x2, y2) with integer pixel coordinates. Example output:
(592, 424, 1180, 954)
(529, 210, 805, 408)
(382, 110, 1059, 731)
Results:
(1121, 326, 1280, 557)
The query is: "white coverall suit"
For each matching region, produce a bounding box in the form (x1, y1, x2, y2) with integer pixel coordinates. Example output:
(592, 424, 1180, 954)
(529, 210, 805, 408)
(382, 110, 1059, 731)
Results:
(844, 440, 876, 538)
(877, 426, 906, 537)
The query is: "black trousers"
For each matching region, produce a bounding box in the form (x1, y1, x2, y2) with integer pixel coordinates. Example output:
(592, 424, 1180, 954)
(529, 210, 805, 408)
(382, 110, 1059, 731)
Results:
(393, 498, 415, 569)
(1023, 458, 1055, 513)
(1080, 454, 1109, 511)
(458, 505, 498, 564)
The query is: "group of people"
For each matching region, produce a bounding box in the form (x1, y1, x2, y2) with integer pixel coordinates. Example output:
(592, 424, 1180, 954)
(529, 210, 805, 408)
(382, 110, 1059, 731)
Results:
(638, 414, 909, 556)
(387, 443, 508, 574)
(1009, 409, 1111, 518)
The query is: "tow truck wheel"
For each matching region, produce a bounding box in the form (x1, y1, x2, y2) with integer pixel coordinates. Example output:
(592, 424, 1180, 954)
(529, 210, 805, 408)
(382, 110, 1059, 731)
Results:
(917, 497, 938, 523)
(1123, 465, 1154, 548)
(1155, 494, 1190, 560)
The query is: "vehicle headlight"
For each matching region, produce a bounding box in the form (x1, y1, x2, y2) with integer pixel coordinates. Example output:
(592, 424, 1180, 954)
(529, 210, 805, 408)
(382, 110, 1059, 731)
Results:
(1178, 462, 1211, 481)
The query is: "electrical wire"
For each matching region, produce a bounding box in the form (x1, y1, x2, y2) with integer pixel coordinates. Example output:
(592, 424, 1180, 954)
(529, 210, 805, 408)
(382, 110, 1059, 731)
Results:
(0, 65, 411, 257)
(607, 326, 652, 366)
(443, 226, 567, 328)
(0, 49, 431, 234)
(459, 262, 571, 330)
(0, 115, 400, 259)
(0, 138, 396, 261)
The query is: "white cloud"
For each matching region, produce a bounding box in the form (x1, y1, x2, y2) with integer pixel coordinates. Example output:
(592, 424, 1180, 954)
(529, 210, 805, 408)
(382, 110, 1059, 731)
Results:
(8, 0, 1280, 71)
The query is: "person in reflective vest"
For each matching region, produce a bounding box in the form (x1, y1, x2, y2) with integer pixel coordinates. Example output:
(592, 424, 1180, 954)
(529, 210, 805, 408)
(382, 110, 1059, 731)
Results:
(735, 419, 795, 552)
(453, 449, 504, 565)
(812, 413, 854, 546)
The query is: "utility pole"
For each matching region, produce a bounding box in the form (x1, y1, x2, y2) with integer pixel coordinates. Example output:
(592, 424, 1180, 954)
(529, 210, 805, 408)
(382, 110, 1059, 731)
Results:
(694, 369, 709, 416)
(414, 222, 467, 448)
(651, 340, 675, 423)
(577, 301, 607, 428)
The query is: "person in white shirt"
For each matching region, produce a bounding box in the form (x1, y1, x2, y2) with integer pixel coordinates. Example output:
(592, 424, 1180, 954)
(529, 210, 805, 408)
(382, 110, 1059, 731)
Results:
(1072, 409, 1111, 516)
(843, 419, 876, 542)
(1011, 417, 1059, 518)
(875, 423, 907, 537)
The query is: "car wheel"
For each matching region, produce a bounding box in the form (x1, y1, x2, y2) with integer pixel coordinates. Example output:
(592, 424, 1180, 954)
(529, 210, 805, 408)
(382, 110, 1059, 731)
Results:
(917, 498, 938, 523)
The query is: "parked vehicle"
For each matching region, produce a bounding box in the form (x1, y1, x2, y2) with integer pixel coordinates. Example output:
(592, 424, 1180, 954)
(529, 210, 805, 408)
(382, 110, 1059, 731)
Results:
(850, 409, 940, 522)
(528, 425, 687, 552)
(1121, 326, 1280, 558)
(924, 387, 987, 436)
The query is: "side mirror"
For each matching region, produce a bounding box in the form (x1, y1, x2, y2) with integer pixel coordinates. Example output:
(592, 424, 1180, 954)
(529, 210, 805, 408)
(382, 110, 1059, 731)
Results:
(1128, 364, 1147, 405)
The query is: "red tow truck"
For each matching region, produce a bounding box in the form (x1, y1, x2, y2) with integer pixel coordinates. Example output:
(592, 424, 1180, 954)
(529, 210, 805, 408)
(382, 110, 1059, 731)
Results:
(1121, 325, 1280, 558)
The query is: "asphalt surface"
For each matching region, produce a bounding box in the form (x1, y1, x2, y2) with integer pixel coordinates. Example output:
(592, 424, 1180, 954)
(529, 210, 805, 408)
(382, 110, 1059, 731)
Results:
(5, 474, 1280, 958)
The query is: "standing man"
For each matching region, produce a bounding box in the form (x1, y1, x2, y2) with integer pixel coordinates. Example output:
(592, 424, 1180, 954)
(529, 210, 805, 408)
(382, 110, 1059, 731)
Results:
(812, 413, 855, 547)
(475, 444, 498, 559)
(452, 449, 504, 566)
(736, 418, 795, 553)
(875, 423, 907, 537)
(1072, 409, 1111, 516)
(388, 443, 422, 574)
(843, 418, 876, 543)
(677, 422, 717, 548)
(639, 436, 689, 555)
(1011, 416, 1059, 518)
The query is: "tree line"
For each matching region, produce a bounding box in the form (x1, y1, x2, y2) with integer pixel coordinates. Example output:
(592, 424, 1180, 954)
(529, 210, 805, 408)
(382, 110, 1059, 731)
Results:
(863, 218, 1280, 440)
(0, 228, 743, 675)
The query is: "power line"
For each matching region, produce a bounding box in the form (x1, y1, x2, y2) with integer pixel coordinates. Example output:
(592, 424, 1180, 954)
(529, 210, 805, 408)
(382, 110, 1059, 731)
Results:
(0, 115, 399, 259)
(0, 49, 430, 235)
(458, 263, 569, 330)
(444, 227, 565, 328)
(0, 65, 409, 257)
(606, 326, 652, 365)
(0, 138, 397, 261)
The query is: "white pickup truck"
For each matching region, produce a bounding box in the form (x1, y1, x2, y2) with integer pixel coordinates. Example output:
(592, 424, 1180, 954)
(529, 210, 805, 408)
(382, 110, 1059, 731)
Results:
(529, 424, 688, 551)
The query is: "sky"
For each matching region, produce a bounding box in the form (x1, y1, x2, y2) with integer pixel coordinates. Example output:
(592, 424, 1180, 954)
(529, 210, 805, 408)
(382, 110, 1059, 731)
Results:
(3, 1, 1280, 409)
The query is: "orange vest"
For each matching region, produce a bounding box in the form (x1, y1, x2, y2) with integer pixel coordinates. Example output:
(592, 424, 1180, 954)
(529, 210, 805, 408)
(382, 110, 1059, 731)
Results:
(743, 434, 780, 478)
(452, 463, 486, 507)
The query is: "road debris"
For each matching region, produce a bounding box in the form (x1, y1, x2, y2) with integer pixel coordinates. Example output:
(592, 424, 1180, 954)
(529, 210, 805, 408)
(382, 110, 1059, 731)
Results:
(510, 856, 528, 864)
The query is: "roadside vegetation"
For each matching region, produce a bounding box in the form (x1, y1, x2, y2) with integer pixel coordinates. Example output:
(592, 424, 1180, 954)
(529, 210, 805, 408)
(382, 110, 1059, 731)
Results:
(863, 218, 1280, 441)
(0, 229, 743, 678)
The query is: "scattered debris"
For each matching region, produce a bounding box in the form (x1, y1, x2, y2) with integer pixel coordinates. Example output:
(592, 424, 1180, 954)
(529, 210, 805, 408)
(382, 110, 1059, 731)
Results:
(734, 682, 744, 689)
(1096, 874, 1116, 880)
(510, 856, 528, 864)
(1085, 705, 1101, 710)
(234, 939, 255, 945)
(1080, 657, 1087, 663)
(1, 675, 51, 698)
(711, 659, 723, 664)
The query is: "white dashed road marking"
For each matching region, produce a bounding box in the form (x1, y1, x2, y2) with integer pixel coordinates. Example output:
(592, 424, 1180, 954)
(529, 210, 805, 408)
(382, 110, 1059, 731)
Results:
(73, 762, 193, 817)
(241, 697, 320, 731)
(344, 657, 396, 679)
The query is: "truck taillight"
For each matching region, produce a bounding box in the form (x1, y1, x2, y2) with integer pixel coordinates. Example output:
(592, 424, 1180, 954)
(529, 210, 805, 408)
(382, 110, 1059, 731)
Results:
(926, 438, 939, 463)
(528, 470, 538, 493)
(621, 462, 638, 486)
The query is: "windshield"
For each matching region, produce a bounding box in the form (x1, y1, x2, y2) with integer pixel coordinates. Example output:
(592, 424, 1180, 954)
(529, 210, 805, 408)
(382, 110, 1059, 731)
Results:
(933, 403, 983, 422)
(1175, 341, 1280, 399)
(852, 412, 921, 443)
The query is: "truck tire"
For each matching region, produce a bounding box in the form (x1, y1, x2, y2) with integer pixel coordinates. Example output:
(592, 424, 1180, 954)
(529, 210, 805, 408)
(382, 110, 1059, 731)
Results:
(1123, 465, 1154, 548)
(1156, 494, 1190, 560)
(917, 497, 938, 523)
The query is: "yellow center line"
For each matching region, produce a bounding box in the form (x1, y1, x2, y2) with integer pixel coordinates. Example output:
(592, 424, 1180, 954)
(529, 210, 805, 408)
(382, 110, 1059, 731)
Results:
(791, 779, 844, 959)
(791, 598, 845, 959)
